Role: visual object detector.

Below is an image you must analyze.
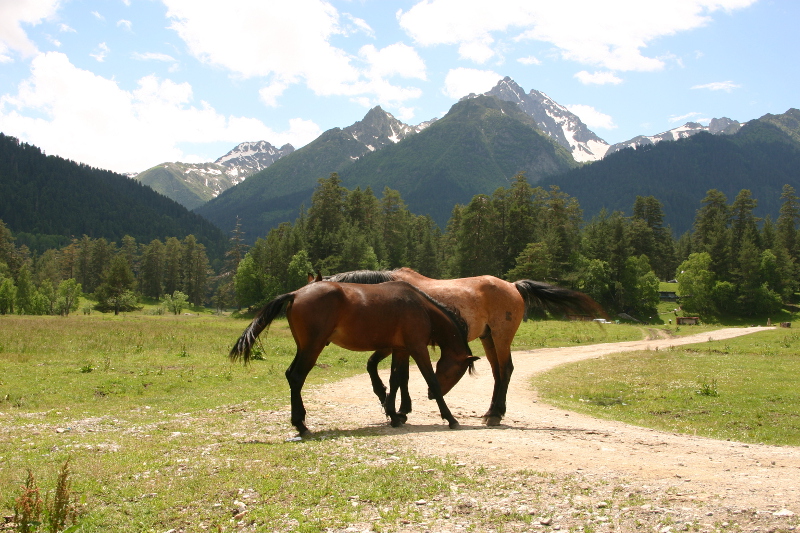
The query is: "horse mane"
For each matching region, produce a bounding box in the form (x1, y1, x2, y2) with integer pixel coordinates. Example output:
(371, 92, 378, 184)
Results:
(326, 269, 397, 284)
(396, 281, 472, 358)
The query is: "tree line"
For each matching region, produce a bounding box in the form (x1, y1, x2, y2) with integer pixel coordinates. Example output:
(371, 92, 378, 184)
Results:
(0, 222, 210, 315)
(1, 172, 798, 320)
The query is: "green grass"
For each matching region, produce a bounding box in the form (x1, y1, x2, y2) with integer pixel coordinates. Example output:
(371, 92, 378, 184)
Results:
(532, 327, 800, 445)
(5, 311, 793, 531)
(2, 313, 477, 531)
(6, 313, 640, 532)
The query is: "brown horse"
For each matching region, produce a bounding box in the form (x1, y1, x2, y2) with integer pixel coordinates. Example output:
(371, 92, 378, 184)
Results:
(230, 280, 477, 437)
(326, 268, 604, 425)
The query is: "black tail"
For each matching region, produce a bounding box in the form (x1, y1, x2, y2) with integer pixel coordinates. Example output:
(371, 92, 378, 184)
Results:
(229, 293, 295, 364)
(513, 280, 606, 319)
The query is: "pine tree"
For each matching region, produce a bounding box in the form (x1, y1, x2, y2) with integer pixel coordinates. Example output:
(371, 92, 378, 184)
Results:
(140, 239, 165, 299)
(777, 184, 799, 261)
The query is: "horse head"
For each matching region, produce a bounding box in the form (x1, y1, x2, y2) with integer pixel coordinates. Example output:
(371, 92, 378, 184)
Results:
(434, 351, 480, 396)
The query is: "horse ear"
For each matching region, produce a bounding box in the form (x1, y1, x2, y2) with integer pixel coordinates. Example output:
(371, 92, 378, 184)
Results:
(315, 271, 323, 282)
(307, 273, 315, 284)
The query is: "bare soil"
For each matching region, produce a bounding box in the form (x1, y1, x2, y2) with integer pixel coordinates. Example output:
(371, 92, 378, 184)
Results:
(304, 327, 800, 532)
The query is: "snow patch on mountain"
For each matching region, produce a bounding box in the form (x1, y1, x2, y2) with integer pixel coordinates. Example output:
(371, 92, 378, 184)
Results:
(605, 117, 741, 156)
(482, 77, 610, 163)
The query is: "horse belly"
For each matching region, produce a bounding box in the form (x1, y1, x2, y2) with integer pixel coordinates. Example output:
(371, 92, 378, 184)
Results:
(327, 325, 400, 353)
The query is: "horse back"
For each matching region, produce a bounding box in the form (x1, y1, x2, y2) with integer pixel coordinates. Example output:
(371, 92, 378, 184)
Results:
(289, 281, 437, 353)
(393, 274, 524, 341)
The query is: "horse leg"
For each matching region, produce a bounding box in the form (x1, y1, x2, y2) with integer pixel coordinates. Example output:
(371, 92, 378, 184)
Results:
(411, 350, 459, 429)
(392, 351, 411, 422)
(285, 346, 324, 437)
(366, 349, 391, 404)
(479, 331, 514, 426)
(383, 352, 408, 427)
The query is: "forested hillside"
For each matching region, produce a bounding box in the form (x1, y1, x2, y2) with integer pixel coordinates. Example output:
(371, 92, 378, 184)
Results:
(544, 112, 800, 235)
(339, 95, 577, 227)
(196, 96, 577, 238)
(2, 171, 798, 321)
(0, 134, 226, 258)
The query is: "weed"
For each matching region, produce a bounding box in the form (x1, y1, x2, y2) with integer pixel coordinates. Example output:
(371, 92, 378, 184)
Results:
(13, 469, 42, 533)
(45, 459, 79, 533)
(79, 363, 93, 374)
(696, 377, 719, 397)
(11, 460, 80, 533)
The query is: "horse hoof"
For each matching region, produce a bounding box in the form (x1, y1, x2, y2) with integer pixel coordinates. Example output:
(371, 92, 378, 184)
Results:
(448, 420, 460, 429)
(397, 413, 408, 423)
(390, 418, 404, 428)
(298, 429, 312, 439)
(483, 415, 502, 426)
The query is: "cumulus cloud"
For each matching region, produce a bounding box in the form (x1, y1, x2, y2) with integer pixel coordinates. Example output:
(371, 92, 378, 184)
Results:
(132, 52, 176, 62)
(565, 104, 617, 130)
(517, 55, 541, 66)
(574, 70, 623, 85)
(163, 0, 425, 107)
(398, 0, 756, 72)
(442, 67, 501, 99)
(691, 80, 741, 92)
(0, 52, 321, 173)
(0, 0, 61, 61)
(669, 111, 703, 123)
(90, 42, 110, 62)
(117, 19, 132, 31)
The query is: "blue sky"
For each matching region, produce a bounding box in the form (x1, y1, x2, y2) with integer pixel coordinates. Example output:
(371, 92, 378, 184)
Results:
(0, 0, 797, 174)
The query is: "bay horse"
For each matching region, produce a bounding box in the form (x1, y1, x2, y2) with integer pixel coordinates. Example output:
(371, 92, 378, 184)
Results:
(326, 268, 604, 425)
(229, 280, 477, 437)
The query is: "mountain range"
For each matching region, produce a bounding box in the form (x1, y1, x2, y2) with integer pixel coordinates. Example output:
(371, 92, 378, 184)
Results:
(0, 133, 227, 258)
(193, 106, 436, 237)
(547, 110, 800, 235)
(133, 141, 294, 210)
(195, 94, 577, 238)
(2, 77, 798, 253)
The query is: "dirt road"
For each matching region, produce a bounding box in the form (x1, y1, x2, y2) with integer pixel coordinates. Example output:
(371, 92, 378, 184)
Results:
(306, 326, 800, 525)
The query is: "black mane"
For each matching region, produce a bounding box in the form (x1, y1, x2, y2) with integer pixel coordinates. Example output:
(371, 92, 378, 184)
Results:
(326, 269, 397, 284)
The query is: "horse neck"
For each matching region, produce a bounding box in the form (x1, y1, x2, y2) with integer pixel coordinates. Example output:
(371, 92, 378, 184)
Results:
(394, 267, 431, 282)
(427, 307, 470, 356)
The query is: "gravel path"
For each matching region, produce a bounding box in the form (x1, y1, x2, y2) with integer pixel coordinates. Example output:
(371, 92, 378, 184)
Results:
(306, 327, 800, 524)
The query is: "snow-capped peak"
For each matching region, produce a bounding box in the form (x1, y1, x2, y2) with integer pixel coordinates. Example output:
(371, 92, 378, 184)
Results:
(482, 77, 610, 163)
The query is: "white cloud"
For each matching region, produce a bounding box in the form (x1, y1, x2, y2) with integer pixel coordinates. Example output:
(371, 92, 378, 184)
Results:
(669, 111, 703, 123)
(517, 55, 541, 66)
(691, 80, 741, 92)
(117, 19, 132, 31)
(359, 42, 426, 80)
(574, 70, 623, 85)
(91, 10, 104, 21)
(58, 23, 75, 33)
(342, 13, 374, 38)
(458, 37, 496, 63)
(396, 106, 416, 122)
(398, 0, 757, 72)
(90, 42, 110, 62)
(0, 0, 61, 61)
(0, 52, 320, 173)
(565, 104, 617, 129)
(163, 0, 425, 107)
(442, 68, 501, 99)
(132, 52, 176, 62)
(258, 80, 289, 108)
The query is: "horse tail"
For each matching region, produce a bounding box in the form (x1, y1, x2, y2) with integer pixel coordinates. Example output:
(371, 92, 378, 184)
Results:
(229, 292, 295, 365)
(513, 280, 606, 320)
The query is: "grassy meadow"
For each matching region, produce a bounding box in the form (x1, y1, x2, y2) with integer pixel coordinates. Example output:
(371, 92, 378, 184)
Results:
(533, 326, 800, 446)
(1, 310, 796, 531)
